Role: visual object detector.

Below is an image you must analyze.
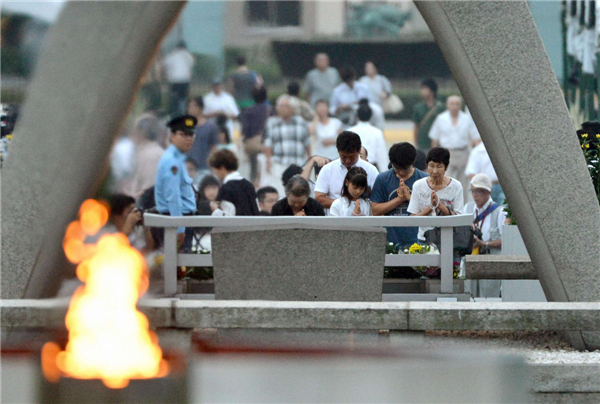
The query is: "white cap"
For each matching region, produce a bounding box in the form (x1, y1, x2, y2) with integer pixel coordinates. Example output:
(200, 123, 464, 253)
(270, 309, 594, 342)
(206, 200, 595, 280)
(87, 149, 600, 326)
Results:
(470, 173, 492, 192)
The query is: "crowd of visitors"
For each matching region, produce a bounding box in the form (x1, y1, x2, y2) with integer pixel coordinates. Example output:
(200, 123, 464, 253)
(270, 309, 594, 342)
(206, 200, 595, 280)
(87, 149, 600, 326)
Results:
(108, 51, 507, 268)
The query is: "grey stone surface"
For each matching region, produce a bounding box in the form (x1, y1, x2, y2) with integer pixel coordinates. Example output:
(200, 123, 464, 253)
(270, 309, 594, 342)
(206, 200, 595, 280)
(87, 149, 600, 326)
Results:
(503, 280, 548, 302)
(530, 393, 600, 404)
(415, 1, 600, 350)
(407, 302, 600, 331)
(211, 224, 387, 301)
(1, 298, 68, 328)
(1, 1, 185, 299)
(530, 364, 600, 393)
(174, 300, 409, 330)
(466, 255, 536, 279)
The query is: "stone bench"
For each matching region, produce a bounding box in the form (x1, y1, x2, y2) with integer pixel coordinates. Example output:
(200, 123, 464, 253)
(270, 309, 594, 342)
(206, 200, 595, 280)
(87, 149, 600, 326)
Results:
(465, 255, 536, 279)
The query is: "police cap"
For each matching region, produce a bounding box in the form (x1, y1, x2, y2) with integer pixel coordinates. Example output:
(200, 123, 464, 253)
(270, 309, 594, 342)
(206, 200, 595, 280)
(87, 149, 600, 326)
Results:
(167, 115, 197, 134)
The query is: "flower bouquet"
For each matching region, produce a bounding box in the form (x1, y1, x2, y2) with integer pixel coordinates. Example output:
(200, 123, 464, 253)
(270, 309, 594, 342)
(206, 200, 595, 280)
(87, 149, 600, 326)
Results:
(401, 243, 439, 278)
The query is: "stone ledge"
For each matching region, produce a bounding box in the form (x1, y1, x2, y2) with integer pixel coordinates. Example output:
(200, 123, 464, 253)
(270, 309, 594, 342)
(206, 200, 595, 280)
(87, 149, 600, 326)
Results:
(465, 255, 536, 279)
(2, 300, 600, 332)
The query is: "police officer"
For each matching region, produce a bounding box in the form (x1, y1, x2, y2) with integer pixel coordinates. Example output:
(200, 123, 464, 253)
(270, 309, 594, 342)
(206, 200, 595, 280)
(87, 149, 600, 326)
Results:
(155, 114, 198, 250)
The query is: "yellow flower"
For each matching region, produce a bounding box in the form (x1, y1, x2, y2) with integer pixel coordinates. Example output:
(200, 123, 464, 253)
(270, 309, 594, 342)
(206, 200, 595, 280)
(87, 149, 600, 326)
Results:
(155, 255, 164, 264)
(585, 144, 590, 149)
(582, 134, 588, 139)
(596, 134, 600, 139)
(409, 243, 423, 254)
(6, 134, 12, 140)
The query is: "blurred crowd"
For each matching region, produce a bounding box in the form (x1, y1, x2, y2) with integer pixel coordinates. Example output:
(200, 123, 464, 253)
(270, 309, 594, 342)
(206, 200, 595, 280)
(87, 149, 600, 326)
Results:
(97, 45, 507, 259)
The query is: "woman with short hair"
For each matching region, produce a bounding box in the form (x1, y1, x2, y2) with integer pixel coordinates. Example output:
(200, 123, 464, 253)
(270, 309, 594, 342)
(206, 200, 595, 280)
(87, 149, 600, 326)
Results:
(271, 175, 325, 216)
(407, 147, 464, 241)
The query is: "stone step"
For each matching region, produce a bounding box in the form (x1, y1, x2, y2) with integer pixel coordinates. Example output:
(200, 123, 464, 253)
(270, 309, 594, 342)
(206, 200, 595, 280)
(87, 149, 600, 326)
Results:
(465, 255, 536, 279)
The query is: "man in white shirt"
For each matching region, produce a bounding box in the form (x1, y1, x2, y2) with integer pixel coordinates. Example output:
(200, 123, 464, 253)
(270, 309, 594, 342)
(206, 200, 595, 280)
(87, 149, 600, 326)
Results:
(315, 131, 379, 210)
(348, 103, 389, 171)
(203, 79, 240, 138)
(163, 41, 195, 116)
(465, 142, 505, 205)
(463, 173, 507, 297)
(429, 95, 480, 200)
(330, 67, 371, 126)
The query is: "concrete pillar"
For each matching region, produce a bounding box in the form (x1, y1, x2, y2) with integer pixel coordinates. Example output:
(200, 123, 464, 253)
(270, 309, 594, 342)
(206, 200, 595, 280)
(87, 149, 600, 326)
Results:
(1, 1, 187, 299)
(415, 1, 600, 350)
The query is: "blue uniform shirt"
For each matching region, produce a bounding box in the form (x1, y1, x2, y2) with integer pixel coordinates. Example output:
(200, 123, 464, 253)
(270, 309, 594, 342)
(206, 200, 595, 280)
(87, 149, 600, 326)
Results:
(155, 144, 197, 233)
(371, 168, 429, 247)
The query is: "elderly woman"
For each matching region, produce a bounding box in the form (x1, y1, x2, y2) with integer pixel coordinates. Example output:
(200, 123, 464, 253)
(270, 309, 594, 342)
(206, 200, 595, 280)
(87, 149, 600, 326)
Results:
(407, 147, 464, 241)
(271, 175, 325, 216)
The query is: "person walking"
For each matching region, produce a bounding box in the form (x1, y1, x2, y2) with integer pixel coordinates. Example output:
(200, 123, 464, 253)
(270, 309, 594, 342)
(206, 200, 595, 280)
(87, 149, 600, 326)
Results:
(359, 61, 392, 107)
(163, 41, 194, 116)
(303, 53, 341, 108)
(311, 99, 343, 160)
(264, 95, 311, 196)
(203, 79, 239, 139)
(125, 113, 165, 199)
(330, 67, 371, 127)
(428, 95, 481, 200)
(347, 103, 388, 171)
(228, 55, 262, 112)
(154, 115, 198, 250)
(241, 86, 272, 186)
(412, 78, 445, 152)
(186, 96, 220, 180)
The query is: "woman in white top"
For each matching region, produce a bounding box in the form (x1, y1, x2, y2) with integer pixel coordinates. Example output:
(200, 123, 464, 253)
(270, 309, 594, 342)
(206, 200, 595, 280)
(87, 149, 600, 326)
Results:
(359, 61, 392, 107)
(330, 167, 373, 216)
(311, 99, 342, 160)
(407, 147, 464, 241)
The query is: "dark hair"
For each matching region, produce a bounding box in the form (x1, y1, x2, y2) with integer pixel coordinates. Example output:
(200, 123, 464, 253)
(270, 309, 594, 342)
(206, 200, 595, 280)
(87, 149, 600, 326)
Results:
(108, 194, 135, 217)
(252, 86, 268, 103)
(389, 143, 417, 170)
(357, 103, 372, 122)
(340, 67, 357, 83)
(287, 82, 300, 97)
(189, 96, 204, 110)
(314, 99, 329, 107)
(358, 98, 370, 106)
(336, 131, 362, 153)
(285, 175, 311, 198)
(426, 147, 450, 168)
(341, 167, 371, 204)
(236, 55, 247, 66)
(282, 164, 303, 187)
(208, 149, 239, 171)
(185, 157, 199, 169)
(366, 60, 378, 70)
(421, 78, 438, 97)
(257, 186, 279, 203)
(198, 175, 220, 202)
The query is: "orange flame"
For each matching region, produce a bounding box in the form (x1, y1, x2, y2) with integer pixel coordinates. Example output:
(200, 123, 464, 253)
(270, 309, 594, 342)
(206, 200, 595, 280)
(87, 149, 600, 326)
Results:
(43, 199, 168, 389)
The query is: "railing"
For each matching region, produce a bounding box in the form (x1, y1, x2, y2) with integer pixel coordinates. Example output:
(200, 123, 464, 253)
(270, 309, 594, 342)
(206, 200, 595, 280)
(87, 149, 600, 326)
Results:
(144, 214, 474, 296)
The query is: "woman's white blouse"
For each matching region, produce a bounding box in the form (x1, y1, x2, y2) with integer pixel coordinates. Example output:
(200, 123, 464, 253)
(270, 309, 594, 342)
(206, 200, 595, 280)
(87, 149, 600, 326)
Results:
(330, 197, 372, 216)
